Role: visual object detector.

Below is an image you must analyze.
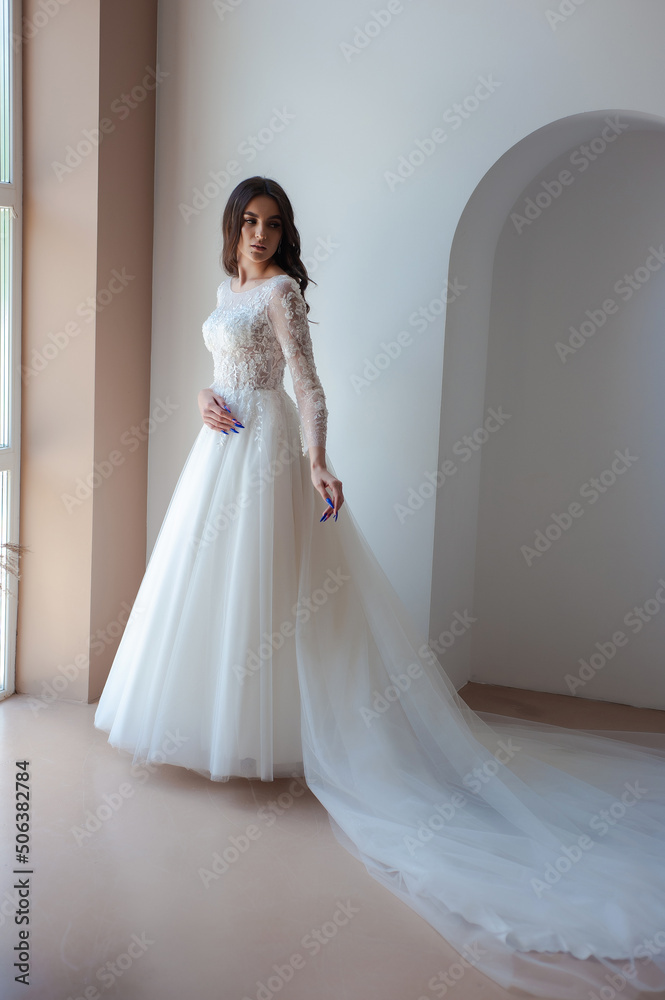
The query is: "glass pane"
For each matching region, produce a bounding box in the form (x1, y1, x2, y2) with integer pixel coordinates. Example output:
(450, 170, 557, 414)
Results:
(0, 469, 9, 693)
(0, 206, 10, 447)
(0, 0, 11, 183)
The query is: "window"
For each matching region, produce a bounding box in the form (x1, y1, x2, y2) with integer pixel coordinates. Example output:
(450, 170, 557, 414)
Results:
(0, 0, 22, 699)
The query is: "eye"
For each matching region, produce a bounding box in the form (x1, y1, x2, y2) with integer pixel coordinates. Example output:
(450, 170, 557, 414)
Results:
(243, 218, 281, 227)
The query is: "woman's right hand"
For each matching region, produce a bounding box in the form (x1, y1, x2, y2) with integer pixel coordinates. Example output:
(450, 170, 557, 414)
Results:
(197, 388, 243, 433)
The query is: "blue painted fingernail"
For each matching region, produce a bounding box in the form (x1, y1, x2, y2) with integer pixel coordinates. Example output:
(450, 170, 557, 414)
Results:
(319, 512, 327, 522)
(334, 512, 338, 521)
(326, 497, 334, 507)
(221, 430, 228, 435)
(235, 421, 244, 428)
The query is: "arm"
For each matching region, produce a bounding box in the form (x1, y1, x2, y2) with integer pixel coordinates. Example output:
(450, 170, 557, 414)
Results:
(268, 278, 344, 518)
(268, 278, 329, 464)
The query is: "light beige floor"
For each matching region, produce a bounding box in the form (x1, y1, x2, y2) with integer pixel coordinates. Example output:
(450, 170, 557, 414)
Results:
(0, 684, 663, 1000)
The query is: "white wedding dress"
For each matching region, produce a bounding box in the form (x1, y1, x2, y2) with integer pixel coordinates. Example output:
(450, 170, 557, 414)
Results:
(95, 273, 665, 998)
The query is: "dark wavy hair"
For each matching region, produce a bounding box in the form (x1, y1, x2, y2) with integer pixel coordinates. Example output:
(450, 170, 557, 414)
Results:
(220, 176, 316, 317)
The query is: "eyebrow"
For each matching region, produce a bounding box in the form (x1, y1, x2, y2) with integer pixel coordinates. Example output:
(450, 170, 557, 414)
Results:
(243, 211, 282, 220)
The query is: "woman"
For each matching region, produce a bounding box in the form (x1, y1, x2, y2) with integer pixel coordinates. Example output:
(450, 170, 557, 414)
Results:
(95, 176, 665, 999)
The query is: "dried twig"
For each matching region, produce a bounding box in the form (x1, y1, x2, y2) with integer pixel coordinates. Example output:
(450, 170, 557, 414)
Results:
(0, 542, 30, 594)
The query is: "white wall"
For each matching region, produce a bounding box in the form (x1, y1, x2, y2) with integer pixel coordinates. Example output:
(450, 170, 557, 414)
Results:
(148, 0, 665, 705)
(431, 112, 665, 705)
(470, 127, 665, 707)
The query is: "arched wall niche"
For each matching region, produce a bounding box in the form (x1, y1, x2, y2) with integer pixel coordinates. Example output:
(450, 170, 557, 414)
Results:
(431, 109, 665, 708)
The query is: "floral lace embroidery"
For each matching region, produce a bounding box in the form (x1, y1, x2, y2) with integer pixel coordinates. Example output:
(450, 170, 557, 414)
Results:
(201, 275, 328, 455)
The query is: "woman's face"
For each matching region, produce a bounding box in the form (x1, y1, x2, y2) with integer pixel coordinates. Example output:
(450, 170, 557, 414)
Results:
(237, 195, 283, 266)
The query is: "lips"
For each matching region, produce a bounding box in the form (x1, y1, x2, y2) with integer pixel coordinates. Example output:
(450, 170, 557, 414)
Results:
(251, 244, 266, 250)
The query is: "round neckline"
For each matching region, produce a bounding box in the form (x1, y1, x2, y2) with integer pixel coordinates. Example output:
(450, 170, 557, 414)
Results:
(228, 273, 289, 295)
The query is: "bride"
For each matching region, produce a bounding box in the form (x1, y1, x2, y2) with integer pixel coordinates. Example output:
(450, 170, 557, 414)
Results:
(94, 175, 665, 999)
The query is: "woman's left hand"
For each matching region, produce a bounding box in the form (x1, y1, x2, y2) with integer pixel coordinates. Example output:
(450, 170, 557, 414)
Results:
(311, 465, 344, 521)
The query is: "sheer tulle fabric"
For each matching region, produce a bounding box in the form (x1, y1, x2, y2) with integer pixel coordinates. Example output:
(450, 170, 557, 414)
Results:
(95, 276, 665, 999)
(94, 385, 307, 782)
(295, 472, 665, 997)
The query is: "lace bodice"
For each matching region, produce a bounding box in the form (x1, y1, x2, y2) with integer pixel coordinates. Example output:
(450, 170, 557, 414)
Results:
(202, 274, 328, 452)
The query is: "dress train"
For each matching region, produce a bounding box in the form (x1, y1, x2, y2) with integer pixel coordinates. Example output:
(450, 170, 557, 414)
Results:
(94, 273, 665, 998)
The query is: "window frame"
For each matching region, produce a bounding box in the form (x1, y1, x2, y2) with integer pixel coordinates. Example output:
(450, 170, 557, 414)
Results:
(0, 0, 23, 701)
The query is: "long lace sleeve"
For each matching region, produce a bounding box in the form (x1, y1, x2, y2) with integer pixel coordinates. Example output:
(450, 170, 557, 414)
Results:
(268, 277, 328, 453)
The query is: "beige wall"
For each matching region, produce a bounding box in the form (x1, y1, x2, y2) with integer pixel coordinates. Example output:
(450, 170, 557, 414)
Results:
(17, 0, 157, 702)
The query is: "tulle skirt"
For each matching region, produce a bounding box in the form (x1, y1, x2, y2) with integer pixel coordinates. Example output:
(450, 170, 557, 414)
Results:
(94, 383, 309, 781)
(95, 383, 665, 999)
